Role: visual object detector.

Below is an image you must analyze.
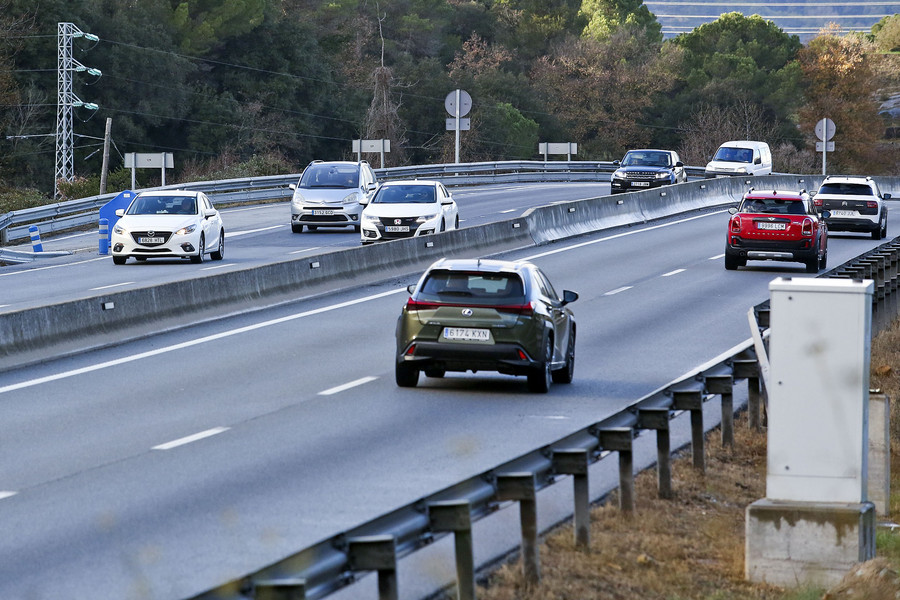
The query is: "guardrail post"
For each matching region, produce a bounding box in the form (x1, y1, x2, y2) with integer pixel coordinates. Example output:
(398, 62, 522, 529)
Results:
(428, 500, 476, 600)
(496, 472, 540, 584)
(671, 383, 706, 473)
(638, 407, 673, 499)
(732, 349, 762, 431)
(98, 218, 109, 255)
(553, 449, 592, 548)
(254, 578, 307, 600)
(596, 428, 635, 513)
(29, 225, 43, 252)
(348, 535, 398, 600)
(705, 366, 735, 448)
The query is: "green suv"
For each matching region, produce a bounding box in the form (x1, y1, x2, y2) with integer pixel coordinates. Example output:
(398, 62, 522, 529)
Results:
(395, 258, 577, 393)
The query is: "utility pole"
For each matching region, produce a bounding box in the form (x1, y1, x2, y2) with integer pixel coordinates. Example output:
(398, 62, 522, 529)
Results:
(99, 117, 112, 195)
(55, 22, 100, 198)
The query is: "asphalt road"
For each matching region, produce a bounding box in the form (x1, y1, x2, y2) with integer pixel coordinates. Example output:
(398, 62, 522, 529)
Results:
(0, 187, 895, 600)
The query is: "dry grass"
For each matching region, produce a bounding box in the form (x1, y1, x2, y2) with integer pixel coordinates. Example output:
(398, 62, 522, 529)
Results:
(476, 320, 900, 600)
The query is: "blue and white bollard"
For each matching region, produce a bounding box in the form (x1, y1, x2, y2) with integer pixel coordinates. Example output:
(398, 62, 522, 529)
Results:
(29, 225, 43, 252)
(98, 218, 109, 255)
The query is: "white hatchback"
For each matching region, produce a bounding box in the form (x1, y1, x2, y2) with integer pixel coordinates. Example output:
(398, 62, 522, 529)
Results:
(360, 180, 459, 244)
(111, 190, 224, 265)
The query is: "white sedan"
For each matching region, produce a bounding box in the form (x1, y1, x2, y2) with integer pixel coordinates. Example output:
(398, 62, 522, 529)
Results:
(111, 190, 224, 265)
(360, 180, 459, 244)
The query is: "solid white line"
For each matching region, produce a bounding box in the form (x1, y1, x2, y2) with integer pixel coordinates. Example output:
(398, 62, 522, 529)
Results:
(0, 256, 107, 277)
(604, 286, 633, 296)
(709, 253, 725, 260)
(200, 263, 235, 271)
(289, 247, 322, 255)
(0, 491, 17, 500)
(662, 269, 685, 277)
(90, 281, 134, 291)
(153, 427, 229, 450)
(227, 225, 284, 238)
(318, 376, 378, 396)
(523, 210, 728, 261)
(0, 287, 407, 395)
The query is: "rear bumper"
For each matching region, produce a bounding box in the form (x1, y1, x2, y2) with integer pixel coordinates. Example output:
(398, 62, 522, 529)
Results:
(823, 217, 879, 233)
(398, 340, 539, 375)
(726, 239, 819, 262)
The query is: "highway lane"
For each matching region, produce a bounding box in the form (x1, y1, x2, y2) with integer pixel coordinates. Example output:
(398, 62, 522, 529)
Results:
(0, 182, 612, 312)
(0, 204, 891, 600)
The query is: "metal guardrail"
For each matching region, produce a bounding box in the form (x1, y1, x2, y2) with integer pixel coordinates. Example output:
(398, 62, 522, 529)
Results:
(187, 239, 900, 600)
(0, 161, 707, 244)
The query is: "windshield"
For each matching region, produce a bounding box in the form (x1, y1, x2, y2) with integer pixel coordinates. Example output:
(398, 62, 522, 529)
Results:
(417, 271, 526, 305)
(372, 185, 436, 204)
(714, 147, 754, 163)
(741, 197, 806, 215)
(299, 164, 359, 189)
(818, 183, 874, 196)
(127, 195, 197, 215)
(621, 151, 670, 167)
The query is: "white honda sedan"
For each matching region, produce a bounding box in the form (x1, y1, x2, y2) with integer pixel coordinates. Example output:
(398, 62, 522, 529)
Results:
(360, 180, 459, 244)
(110, 190, 224, 265)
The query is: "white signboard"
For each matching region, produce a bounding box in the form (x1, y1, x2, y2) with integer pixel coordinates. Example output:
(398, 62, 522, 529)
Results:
(446, 118, 470, 131)
(352, 139, 391, 153)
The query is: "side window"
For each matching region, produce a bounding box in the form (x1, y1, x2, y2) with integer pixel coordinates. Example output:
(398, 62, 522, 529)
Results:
(535, 270, 559, 302)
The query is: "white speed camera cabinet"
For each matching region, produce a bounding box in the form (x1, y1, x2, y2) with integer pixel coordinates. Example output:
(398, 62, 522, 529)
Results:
(746, 277, 876, 587)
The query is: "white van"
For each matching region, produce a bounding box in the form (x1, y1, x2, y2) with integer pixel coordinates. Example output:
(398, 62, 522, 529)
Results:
(704, 141, 772, 178)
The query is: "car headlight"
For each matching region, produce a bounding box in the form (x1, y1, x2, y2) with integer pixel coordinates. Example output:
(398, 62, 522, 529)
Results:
(416, 213, 438, 224)
(175, 224, 197, 235)
(736, 167, 747, 174)
(612, 170, 626, 180)
(656, 171, 671, 180)
(343, 192, 360, 204)
(113, 224, 125, 235)
(363, 213, 380, 222)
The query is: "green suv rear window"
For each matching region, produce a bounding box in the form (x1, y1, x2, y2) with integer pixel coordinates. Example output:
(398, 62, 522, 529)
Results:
(418, 271, 526, 305)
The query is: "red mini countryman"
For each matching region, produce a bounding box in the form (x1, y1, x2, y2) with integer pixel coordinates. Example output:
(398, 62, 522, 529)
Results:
(725, 189, 828, 273)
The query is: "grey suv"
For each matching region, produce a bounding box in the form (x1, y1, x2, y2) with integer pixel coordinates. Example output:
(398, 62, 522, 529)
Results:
(290, 160, 377, 233)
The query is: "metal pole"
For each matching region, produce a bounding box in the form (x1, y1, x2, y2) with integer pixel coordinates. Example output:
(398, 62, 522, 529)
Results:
(454, 89, 461, 165)
(99, 117, 112, 195)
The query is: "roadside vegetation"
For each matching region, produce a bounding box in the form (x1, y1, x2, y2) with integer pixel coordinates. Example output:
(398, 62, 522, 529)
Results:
(0, 2, 897, 205)
(470, 319, 900, 600)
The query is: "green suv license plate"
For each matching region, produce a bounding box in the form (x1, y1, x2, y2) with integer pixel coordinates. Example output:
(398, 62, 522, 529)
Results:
(442, 327, 490, 341)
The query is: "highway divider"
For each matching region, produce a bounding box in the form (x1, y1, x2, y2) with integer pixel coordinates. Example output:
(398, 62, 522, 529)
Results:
(2, 174, 897, 371)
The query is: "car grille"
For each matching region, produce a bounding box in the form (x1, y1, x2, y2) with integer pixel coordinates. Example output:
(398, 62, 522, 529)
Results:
(379, 216, 418, 227)
(130, 231, 172, 246)
(305, 214, 348, 223)
(625, 171, 658, 180)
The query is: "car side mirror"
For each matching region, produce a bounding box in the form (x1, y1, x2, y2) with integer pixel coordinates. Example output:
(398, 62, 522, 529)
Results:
(675, 161, 684, 168)
(289, 183, 296, 190)
(406, 284, 416, 294)
(367, 182, 377, 192)
(441, 197, 453, 205)
(359, 196, 370, 206)
(612, 160, 621, 166)
(561, 290, 578, 305)
(728, 207, 738, 214)
(204, 209, 217, 219)
(885, 193, 892, 200)
(754, 157, 761, 165)
(115, 208, 125, 217)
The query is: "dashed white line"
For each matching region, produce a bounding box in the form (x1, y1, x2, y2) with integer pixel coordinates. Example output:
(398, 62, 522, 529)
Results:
(319, 376, 378, 396)
(0, 256, 107, 277)
(153, 427, 230, 450)
(289, 247, 322, 255)
(90, 282, 135, 291)
(499, 209, 516, 214)
(0, 491, 17, 500)
(709, 253, 725, 260)
(662, 268, 686, 277)
(604, 286, 633, 296)
(200, 263, 236, 271)
(226, 225, 284, 238)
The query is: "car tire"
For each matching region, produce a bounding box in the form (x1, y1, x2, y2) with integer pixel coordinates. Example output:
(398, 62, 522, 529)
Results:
(527, 336, 553, 394)
(439, 219, 445, 232)
(211, 230, 224, 260)
(819, 248, 828, 270)
(291, 224, 303, 233)
(112, 256, 126, 265)
(455, 214, 459, 229)
(724, 254, 740, 270)
(190, 234, 205, 264)
(424, 367, 445, 378)
(551, 330, 575, 384)
(805, 251, 819, 273)
(396, 362, 419, 388)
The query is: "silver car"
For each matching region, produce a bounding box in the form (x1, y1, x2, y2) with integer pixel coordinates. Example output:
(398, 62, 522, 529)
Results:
(289, 160, 377, 233)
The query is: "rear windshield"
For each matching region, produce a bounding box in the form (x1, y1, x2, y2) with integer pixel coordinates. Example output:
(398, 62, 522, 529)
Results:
(372, 185, 436, 204)
(417, 270, 526, 305)
(714, 147, 753, 163)
(818, 183, 874, 196)
(741, 197, 807, 215)
(299, 164, 359, 189)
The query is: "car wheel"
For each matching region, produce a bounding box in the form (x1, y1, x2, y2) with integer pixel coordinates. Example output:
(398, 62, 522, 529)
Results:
(291, 224, 303, 233)
(873, 221, 884, 240)
(551, 329, 575, 384)
(805, 250, 819, 273)
(724, 254, 740, 270)
(396, 362, 419, 387)
(112, 256, 127, 265)
(455, 214, 459, 229)
(819, 248, 828, 270)
(439, 219, 445, 232)
(424, 367, 445, 378)
(527, 336, 553, 394)
(881, 219, 887, 239)
(190, 234, 205, 264)
(211, 230, 224, 260)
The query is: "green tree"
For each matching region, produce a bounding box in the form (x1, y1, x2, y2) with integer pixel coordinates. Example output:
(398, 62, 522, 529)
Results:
(169, 0, 266, 54)
(872, 14, 900, 53)
(580, 0, 661, 44)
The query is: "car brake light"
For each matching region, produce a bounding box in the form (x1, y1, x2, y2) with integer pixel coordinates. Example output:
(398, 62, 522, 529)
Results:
(495, 302, 534, 316)
(405, 298, 443, 311)
(517, 349, 528, 360)
(730, 216, 741, 233)
(814, 197, 823, 207)
(405, 344, 416, 356)
(867, 201, 878, 209)
(801, 218, 813, 237)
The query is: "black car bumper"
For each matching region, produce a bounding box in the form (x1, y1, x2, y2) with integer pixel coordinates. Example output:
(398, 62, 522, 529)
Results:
(398, 340, 539, 376)
(610, 179, 671, 193)
(726, 238, 819, 262)
(824, 217, 879, 233)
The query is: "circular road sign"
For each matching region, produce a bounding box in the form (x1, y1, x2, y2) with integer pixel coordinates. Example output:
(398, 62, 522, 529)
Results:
(815, 118, 836, 141)
(445, 90, 472, 117)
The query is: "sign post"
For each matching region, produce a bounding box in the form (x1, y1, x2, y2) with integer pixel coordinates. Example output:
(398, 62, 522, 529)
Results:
(815, 118, 836, 176)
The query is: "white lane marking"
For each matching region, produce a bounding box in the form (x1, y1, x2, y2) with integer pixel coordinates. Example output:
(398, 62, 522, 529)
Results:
(226, 225, 284, 238)
(289, 247, 322, 255)
(153, 427, 230, 450)
(0, 491, 17, 500)
(0, 288, 407, 395)
(523, 210, 728, 261)
(0, 305, 9, 309)
(604, 286, 632, 296)
(662, 269, 685, 277)
(318, 376, 378, 396)
(527, 415, 569, 420)
(709, 253, 725, 260)
(200, 263, 236, 271)
(499, 209, 516, 214)
(0, 256, 107, 278)
(89, 281, 135, 291)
